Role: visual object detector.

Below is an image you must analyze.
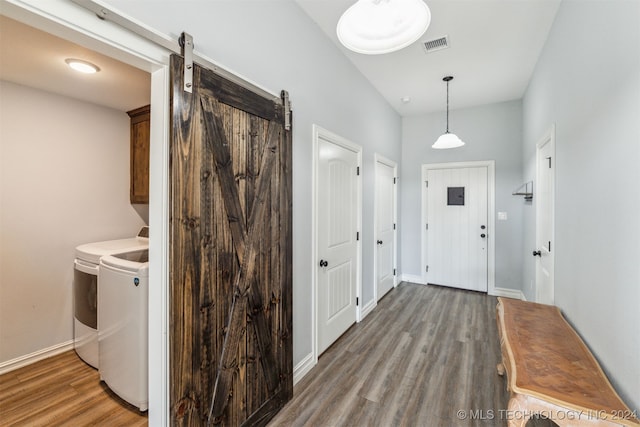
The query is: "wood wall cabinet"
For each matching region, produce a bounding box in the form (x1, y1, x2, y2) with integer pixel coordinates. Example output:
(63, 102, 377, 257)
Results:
(127, 105, 150, 204)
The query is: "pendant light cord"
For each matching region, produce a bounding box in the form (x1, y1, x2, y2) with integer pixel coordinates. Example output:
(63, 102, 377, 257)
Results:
(446, 79, 450, 133)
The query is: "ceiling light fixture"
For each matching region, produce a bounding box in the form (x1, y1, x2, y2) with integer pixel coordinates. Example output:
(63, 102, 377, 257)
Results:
(65, 58, 100, 74)
(337, 0, 431, 55)
(432, 76, 465, 149)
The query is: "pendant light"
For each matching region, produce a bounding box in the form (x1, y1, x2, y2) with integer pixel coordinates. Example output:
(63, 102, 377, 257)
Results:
(432, 76, 465, 149)
(337, 0, 431, 55)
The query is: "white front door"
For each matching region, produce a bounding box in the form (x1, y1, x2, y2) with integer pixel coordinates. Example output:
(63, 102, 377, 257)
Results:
(535, 126, 555, 304)
(426, 166, 488, 292)
(316, 131, 360, 355)
(375, 156, 396, 300)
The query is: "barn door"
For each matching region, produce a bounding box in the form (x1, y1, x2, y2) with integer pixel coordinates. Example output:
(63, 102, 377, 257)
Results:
(169, 54, 292, 426)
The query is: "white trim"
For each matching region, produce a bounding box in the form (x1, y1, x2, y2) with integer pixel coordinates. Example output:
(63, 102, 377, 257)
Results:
(311, 124, 363, 365)
(0, 340, 74, 375)
(292, 352, 315, 385)
(421, 160, 496, 294)
(373, 154, 399, 303)
(360, 298, 377, 320)
(148, 66, 171, 426)
(535, 123, 556, 304)
(0, 1, 172, 423)
(489, 287, 525, 301)
(400, 274, 427, 285)
(1, 0, 169, 70)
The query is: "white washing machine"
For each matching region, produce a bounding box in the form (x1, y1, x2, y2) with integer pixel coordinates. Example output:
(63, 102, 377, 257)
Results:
(73, 227, 148, 368)
(98, 249, 149, 411)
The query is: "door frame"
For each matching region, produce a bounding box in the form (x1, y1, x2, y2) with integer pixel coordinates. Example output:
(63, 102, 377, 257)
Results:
(1, 0, 287, 423)
(373, 153, 398, 302)
(2, 1, 172, 423)
(535, 124, 556, 304)
(311, 124, 362, 364)
(421, 160, 496, 294)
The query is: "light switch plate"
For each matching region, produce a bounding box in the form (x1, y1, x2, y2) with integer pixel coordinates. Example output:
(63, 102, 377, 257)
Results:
(498, 211, 508, 220)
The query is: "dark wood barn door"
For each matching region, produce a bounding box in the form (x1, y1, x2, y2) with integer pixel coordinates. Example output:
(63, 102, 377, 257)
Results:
(169, 54, 292, 426)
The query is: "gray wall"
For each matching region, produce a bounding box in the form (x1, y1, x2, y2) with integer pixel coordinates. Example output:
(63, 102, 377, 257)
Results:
(400, 100, 524, 291)
(105, 0, 402, 366)
(0, 81, 147, 364)
(522, 0, 640, 410)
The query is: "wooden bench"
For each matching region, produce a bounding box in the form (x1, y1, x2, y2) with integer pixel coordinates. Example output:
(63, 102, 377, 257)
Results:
(496, 297, 639, 427)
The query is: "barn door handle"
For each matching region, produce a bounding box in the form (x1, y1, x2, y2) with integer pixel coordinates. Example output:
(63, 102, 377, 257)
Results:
(532, 250, 541, 257)
(319, 260, 328, 267)
(377, 240, 383, 245)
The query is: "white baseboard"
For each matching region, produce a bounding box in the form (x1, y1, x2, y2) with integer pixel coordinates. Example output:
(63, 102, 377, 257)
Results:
(400, 274, 427, 285)
(293, 352, 315, 385)
(489, 287, 525, 300)
(360, 299, 376, 320)
(0, 340, 75, 375)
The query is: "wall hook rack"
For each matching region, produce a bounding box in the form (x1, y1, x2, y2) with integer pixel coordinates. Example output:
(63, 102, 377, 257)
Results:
(512, 181, 533, 201)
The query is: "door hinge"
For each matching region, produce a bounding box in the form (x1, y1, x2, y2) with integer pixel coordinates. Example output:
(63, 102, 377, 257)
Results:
(356, 231, 360, 241)
(546, 156, 552, 168)
(356, 297, 359, 306)
(393, 177, 397, 184)
(425, 180, 428, 188)
(281, 90, 292, 131)
(426, 223, 428, 230)
(179, 32, 194, 93)
(548, 241, 551, 252)
(426, 265, 429, 272)
(357, 166, 360, 176)
(393, 268, 396, 276)
(393, 223, 396, 230)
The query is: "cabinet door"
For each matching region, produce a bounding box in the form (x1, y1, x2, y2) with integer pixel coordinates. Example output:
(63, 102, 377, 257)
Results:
(127, 105, 150, 204)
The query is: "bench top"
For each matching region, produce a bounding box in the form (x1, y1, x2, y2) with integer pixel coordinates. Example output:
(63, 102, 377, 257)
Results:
(497, 297, 638, 425)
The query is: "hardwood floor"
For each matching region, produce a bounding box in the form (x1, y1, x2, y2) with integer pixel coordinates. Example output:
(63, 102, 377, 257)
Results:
(0, 283, 555, 426)
(269, 282, 554, 427)
(0, 350, 147, 426)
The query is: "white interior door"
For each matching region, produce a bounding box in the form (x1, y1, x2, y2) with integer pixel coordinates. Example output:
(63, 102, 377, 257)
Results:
(535, 127, 555, 304)
(426, 167, 488, 292)
(375, 157, 396, 300)
(317, 134, 359, 355)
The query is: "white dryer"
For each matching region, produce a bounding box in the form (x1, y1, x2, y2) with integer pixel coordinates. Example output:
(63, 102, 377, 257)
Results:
(73, 227, 148, 368)
(99, 249, 149, 411)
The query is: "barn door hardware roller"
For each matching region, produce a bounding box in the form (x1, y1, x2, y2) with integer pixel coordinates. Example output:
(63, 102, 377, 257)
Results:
(281, 90, 292, 131)
(179, 32, 194, 93)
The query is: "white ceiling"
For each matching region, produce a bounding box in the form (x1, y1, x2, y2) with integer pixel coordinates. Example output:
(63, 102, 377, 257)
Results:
(1, 1, 560, 117)
(0, 15, 150, 112)
(296, 0, 561, 116)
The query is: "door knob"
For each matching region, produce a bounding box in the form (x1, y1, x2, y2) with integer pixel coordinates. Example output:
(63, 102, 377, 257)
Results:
(377, 240, 383, 245)
(319, 259, 328, 267)
(480, 234, 486, 238)
(532, 250, 541, 257)
(481, 225, 486, 230)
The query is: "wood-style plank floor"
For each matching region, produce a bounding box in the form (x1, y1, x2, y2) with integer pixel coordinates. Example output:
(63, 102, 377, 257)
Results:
(270, 282, 553, 427)
(0, 350, 147, 426)
(0, 283, 553, 426)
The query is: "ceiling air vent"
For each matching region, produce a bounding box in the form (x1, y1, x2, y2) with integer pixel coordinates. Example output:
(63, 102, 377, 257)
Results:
(423, 35, 450, 53)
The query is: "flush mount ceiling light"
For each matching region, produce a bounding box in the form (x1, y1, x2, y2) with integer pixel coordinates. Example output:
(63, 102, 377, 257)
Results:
(337, 0, 431, 55)
(65, 58, 100, 74)
(432, 76, 465, 149)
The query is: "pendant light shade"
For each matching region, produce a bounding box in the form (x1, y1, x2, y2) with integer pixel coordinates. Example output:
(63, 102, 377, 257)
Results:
(433, 132, 465, 149)
(432, 75, 465, 149)
(337, 0, 431, 55)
